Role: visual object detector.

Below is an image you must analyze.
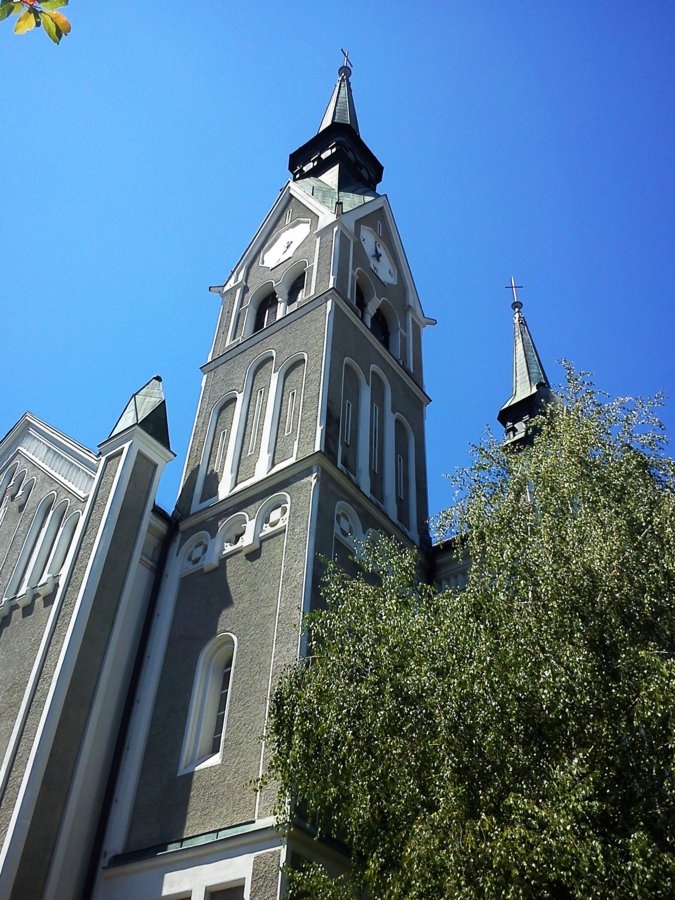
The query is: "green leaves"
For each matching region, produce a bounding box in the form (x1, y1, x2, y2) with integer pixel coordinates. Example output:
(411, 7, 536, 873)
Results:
(1, 0, 70, 43)
(268, 367, 675, 898)
(0, 3, 23, 23)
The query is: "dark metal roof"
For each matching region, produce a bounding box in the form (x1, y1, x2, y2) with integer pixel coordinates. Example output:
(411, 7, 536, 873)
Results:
(318, 65, 360, 134)
(500, 306, 550, 412)
(289, 64, 383, 192)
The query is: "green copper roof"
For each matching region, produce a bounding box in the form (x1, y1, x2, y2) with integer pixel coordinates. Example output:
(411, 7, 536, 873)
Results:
(501, 304, 550, 411)
(318, 65, 359, 134)
(109, 375, 171, 450)
(296, 176, 378, 212)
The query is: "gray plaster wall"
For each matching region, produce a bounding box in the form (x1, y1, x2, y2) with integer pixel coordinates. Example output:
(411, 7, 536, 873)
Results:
(212, 195, 321, 358)
(0, 451, 120, 852)
(9, 452, 156, 900)
(250, 848, 281, 900)
(126, 471, 314, 851)
(177, 301, 328, 518)
(0, 456, 85, 605)
(352, 208, 418, 378)
(0, 455, 85, 763)
(325, 302, 430, 543)
(334, 228, 353, 301)
(312, 473, 406, 587)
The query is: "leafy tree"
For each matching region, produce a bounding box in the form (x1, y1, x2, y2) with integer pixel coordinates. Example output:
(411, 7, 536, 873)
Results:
(0, 0, 70, 44)
(266, 366, 675, 898)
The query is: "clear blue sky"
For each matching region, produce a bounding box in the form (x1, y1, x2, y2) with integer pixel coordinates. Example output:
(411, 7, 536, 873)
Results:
(2, 1, 673, 518)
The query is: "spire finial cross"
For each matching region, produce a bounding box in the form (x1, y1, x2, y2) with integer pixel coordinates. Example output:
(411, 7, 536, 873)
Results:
(339, 48, 353, 76)
(506, 275, 524, 312)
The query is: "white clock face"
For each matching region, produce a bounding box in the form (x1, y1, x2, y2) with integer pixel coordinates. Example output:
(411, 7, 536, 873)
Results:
(260, 221, 311, 269)
(360, 227, 397, 285)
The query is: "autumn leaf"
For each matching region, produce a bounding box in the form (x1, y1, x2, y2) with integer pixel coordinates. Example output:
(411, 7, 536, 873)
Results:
(14, 9, 37, 33)
(2, 0, 70, 42)
(47, 8, 69, 34)
(40, 9, 60, 43)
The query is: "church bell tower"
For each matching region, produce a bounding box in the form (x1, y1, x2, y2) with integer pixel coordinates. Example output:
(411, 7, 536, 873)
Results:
(94, 60, 433, 900)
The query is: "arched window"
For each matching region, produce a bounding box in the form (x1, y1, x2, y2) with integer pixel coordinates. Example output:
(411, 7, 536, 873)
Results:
(45, 510, 81, 579)
(253, 293, 278, 333)
(370, 308, 390, 349)
(355, 283, 366, 319)
(179, 634, 236, 773)
(5, 493, 58, 600)
(286, 273, 305, 311)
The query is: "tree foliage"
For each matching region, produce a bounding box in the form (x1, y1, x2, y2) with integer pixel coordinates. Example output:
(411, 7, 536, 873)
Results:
(267, 366, 675, 898)
(0, 0, 70, 44)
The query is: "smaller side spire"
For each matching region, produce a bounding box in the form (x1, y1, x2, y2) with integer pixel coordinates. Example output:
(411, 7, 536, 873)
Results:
(108, 375, 171, 451)
(318, 51, 360, 134)
(497, 278, 552, 445)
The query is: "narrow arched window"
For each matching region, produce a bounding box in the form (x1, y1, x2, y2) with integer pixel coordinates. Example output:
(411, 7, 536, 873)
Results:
(253, 293, 278, 333)
(179, 634, 236, 773)
(286, 273, 305, 311)
(5, 493, 57, 599)
(355, 283, 366, 319)
(370, 308, 390, 349)
(210, 656, 233, 755)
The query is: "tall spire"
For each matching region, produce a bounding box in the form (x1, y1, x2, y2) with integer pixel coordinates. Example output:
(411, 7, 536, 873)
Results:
(318, 52, 360, 134)
(288, 55, 383, 193)
(497, 278, 552, 445)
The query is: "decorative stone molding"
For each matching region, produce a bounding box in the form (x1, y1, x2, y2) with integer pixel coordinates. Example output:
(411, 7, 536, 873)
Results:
(0, 574, 58, 619)
(0, 415, 97, 500)
(180, 493, 291, 577)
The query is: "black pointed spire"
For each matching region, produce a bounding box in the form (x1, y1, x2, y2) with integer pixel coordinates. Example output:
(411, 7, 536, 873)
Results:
(497, 279, 552, 445)
(318, 57, 360, 134)
(288, 56, 383, 193)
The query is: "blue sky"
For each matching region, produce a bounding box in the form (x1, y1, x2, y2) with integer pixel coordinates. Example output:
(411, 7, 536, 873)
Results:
(2, 1, 673, 518)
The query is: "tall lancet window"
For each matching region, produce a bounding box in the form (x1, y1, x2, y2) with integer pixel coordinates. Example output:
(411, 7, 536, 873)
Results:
(370, 308, 390, 349)
(355, 283, 366, 319)
(210, 657, 233, 755)
(253, 293, 278, 333)
(179, 633, 236, 773)
(286, 272, 305, 312)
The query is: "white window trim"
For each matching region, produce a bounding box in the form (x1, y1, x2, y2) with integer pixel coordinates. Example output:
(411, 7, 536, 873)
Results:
(396, 453, 404, 500)
(284, 389, 297, 436)
(247, 388, 265, 456)
(371, 404, 380, 473)
(343, 399, 352, 447)
(178, 634, 237, 775)
(214, 427, 229, 472)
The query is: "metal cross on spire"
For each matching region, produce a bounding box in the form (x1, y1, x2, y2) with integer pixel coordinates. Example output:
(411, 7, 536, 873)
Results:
(506, 276, 524, 312)
(339, 48, 353, 77)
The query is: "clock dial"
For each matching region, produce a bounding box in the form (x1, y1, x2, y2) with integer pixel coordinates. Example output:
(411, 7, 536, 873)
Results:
(261, 221, 311, 269)
(359, 227, 397, 285)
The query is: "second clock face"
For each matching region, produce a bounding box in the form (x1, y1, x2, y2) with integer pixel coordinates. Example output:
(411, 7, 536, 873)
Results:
(360, 227, 397, 285)
(261, 221, 311, 269)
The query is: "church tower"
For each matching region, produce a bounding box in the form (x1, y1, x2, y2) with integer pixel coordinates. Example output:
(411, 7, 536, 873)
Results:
(94, 61, 433, 900)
